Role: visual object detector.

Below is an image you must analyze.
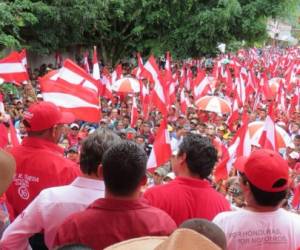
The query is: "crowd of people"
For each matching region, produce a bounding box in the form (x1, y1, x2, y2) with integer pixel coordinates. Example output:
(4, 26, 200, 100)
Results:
(0, 47, 300, 249)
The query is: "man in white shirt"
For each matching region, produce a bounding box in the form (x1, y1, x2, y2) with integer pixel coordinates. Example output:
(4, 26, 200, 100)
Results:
(0, 128, 121, 250)
(213, 149, 300, 250)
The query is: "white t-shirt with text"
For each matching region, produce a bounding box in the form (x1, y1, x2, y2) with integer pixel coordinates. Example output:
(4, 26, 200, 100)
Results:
(213, 208, 300, 250)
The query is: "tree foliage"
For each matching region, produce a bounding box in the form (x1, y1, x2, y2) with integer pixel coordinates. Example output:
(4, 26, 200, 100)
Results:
(0, 0, 37, 50)
(0, 0, 299, 64)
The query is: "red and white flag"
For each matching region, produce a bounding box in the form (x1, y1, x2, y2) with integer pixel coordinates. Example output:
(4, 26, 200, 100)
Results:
(130, 96, 138, 128)
(193, 70, 211, 101)
(135, 52, 144, 79)
(180, 88, 190, 114)
(147, 120, 172, 169)
(55, 52, 63, 68)
(214, 122, 251, 181)
(0, 51, 29, 84)
(258, 106, 277, 151)
(140, 82, 150, 119)
(83, 52, 90, 73)
(39, 59, 101, 122)
(92, 47, 100, 80)
(0, 93, 4, 114)
(19, 49, 27, 68)
(144, 55, 168, 116)
(101, 67, 113, 100)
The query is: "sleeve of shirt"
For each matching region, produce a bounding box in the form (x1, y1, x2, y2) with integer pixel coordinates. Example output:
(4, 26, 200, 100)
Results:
(53, 218, 80, 248)
(0, 193, 44, 250)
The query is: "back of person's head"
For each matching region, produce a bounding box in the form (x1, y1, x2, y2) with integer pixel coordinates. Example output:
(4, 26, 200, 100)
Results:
(56, 244, 92, 250)
(178, 133, 217, 178)
(179, 218, 226, 250)
(102, 141, 147, 196)
(80, 129, 121, 175)
(242, 149, 289, 207)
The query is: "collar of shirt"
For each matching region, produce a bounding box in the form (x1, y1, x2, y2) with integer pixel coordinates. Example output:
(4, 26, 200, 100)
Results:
(21, 137, 64, 155)
(89, 197, 150, 211)
(71, 177, 105, 192)
(173, 176, 212, 188)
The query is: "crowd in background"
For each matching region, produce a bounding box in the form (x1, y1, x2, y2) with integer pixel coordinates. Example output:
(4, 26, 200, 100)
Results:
(0, 47, 300, 249)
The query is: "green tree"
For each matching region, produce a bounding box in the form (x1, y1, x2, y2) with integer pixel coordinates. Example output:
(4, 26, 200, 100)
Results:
(2, 0, 300, 64)
(0, 0, 37, 51)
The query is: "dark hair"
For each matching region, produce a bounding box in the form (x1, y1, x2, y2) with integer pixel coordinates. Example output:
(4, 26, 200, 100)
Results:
(179, 219, 227, 250)
(79, 129, 121, 175)
(56, 244, 92, 250)
(102, 141, 147, 196)
(240, 173, 287, 207)
(294, 134, 300, 140)
(178, 133, 217, 178)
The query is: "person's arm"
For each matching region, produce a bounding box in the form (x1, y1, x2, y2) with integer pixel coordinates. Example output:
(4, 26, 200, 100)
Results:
(0, 194, 44, 250)
(0, 150, 15, 196)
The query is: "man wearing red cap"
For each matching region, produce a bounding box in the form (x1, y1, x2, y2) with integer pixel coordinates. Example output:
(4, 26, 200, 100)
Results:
(5, 101, 80, 217)
(213, 149, 300, 250)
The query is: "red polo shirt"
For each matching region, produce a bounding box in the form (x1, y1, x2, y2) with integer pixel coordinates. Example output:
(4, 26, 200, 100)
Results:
(6, 137, 80, 217)
(54, 198, 176, 249)
(144, 176, 230, 225)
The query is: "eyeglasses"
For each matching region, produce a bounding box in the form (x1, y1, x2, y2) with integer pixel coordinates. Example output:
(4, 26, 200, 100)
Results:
(71, 127, 79, 131)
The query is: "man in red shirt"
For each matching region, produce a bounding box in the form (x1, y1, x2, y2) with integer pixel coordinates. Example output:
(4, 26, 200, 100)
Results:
(6, 101, 80, 217)
(144, 133, 230, 225)
(54, 141, 176, 249)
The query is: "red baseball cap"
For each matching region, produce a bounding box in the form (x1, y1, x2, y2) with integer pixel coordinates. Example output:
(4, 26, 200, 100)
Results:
(23, 101, 75, 131)
(244, 149, 289, 192)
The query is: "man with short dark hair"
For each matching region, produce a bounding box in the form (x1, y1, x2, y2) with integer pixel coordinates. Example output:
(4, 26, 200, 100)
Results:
(54, 141, 176, 250)
(144, 133, 230, 225)
(1, 129, 121, 249)
(213, 149, 300, 250)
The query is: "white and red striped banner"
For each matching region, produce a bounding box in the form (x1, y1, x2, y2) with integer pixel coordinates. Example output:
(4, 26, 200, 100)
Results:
(147, 120, 172, 169)
(39, 59, 101, 122)
(0, 51, 29, 84)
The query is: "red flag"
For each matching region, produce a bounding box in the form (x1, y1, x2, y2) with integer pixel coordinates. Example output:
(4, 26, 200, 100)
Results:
(0, 51, 29, 84)
(193, 70, 211, 101)
(39, 59, 101, 122)
(19, 49, 27, 68)
(92, 47, 100, 80)
(83, 51, 90, 73)
(258, 105, 278, 151)
(130, 96, 138, 128)
(147, 120, 171, 169)
(55, 52, 62, 68)
(180, 88, 190, 114)
(144, 55, 168, 116)
(214, 122, 251, 181)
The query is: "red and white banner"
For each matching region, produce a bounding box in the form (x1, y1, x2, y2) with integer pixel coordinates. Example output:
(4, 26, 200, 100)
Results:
(147, 120, 172, 169)
(214, 122, 251, 181)
(144, 55, 168, 116)
(130, 96, 138, 128)
(0, 51, 29, 84)
(39, 59, 101, 122)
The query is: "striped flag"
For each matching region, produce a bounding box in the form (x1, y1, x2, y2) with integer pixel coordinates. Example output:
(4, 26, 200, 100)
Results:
(0, 51, 29, 84)
(39, 59, 101, 122)
(147, 120, 172, 169)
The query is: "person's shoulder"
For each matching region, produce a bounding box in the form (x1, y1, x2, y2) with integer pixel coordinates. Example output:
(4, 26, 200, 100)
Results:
(145, 182, 176, 196)
(213, 209, 246, 223)
(278, 209, 300, 221)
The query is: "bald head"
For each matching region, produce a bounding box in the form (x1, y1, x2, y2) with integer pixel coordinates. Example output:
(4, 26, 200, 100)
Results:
(179, 218, 227, 250)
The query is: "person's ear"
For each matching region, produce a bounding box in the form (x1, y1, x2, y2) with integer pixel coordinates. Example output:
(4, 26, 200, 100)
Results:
(177, 152, 187, 165)
(98, 165, 104, 180)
